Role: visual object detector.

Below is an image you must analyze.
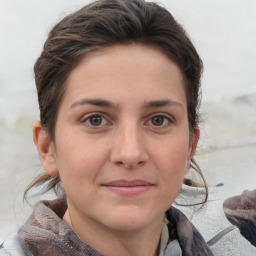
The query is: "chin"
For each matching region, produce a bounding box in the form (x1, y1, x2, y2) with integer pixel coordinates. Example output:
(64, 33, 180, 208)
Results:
(102, 209, 162, 232)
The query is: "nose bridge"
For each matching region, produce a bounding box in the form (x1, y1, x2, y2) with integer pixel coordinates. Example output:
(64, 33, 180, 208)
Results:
(111, 119, 148, 168)
(122, 121, 141, 150)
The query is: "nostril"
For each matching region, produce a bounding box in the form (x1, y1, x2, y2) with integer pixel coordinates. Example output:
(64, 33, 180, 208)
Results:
(116, 161, 123, 167)
(115, 160, 145, 169)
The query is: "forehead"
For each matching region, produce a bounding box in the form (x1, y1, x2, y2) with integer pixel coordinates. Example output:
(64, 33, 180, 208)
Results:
(62, 44, 186, 109)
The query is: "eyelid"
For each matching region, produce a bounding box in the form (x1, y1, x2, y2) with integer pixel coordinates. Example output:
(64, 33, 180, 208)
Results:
(80, 112, 111, 127)
(79, 112, 174, 128)
(145, 113, 174, 127)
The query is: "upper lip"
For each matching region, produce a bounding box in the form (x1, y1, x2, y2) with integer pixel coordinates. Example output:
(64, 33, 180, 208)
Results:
(102, 179, 154, 187)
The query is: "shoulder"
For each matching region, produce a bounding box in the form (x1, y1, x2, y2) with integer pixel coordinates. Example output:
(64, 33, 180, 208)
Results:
(175, 185, 256, 256)
(0, 234, 33, 256)
(223, 189, 256, 246)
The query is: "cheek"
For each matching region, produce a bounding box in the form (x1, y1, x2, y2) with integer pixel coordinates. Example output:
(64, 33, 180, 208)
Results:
(153, 138, 189, 173)
(151, 136, 189, 196)
(55, 134, 110, 182)
(153, 140, 189, 206)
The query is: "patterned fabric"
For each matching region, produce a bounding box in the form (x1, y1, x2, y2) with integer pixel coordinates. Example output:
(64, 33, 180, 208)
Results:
(18, 199, 104, 256)
(156, 221, 182, 256)
(16, 199, 213, 256)
(224, 189, 256, 247)
(166, 207, 214, 256)
(2, 188, 256, 255)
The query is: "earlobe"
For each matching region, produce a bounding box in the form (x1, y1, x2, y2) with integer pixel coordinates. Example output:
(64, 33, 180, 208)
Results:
(33, 121, 59, 176)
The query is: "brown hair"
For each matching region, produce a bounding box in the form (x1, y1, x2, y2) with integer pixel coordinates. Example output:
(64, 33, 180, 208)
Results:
(25, 0, 207, 201)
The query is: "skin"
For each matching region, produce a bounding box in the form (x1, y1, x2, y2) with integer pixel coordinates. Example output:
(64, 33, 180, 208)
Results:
(33, 44, 199, 256)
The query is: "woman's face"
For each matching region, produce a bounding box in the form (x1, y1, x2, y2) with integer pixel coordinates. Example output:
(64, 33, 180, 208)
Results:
(44, 45, 198, 233)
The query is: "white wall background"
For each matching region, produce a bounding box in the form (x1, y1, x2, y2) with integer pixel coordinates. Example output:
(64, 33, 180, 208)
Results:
(0, 0, 256, 126)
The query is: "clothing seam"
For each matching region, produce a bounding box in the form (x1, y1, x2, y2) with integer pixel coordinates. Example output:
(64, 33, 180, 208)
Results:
(207, 225, 237, 246)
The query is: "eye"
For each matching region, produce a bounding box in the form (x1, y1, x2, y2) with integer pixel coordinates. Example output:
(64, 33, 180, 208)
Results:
(146, 114, 173, 127)
(82, 113, 109, 127)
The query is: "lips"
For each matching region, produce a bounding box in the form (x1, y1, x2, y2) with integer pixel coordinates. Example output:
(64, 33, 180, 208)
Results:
(104, 179, 153, 187)
(102, 179, 154, 196)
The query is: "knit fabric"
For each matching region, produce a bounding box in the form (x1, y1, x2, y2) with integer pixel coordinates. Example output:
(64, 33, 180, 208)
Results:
(15, 198, 213, 256)
(18, 199, 104, 256)
(2, 185, 256, 255)
(175, 185, 256, 256)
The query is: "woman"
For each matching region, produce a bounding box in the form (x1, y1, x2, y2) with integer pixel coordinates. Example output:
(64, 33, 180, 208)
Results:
(1, 0, 255, 255)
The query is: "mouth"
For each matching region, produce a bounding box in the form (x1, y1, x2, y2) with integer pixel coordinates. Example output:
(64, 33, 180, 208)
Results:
(101, 179, 155, 196)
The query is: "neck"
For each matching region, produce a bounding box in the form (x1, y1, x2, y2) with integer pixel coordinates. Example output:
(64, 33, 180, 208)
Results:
(63, 209, 163, 256)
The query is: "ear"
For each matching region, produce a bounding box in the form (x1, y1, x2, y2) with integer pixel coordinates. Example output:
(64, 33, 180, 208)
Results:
(33, 121, 59, 176)
(186, 128, 200, 171)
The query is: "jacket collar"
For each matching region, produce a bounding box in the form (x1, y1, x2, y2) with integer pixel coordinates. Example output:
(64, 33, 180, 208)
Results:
(19, 198, 213, 256)
(166, 206, 214, 256)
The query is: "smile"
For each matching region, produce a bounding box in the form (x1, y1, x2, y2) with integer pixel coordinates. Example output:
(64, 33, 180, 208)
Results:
(102, 180, 155, 196)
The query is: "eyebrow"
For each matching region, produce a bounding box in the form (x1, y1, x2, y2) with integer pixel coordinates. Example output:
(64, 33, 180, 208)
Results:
(70, 98, 116, 110)
(70, 98, 184, 111)
(144, 99, 184, 111)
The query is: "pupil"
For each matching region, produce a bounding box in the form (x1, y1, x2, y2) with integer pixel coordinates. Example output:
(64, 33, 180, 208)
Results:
(90, 116, 102, 126)
(152, 116, 164, 126)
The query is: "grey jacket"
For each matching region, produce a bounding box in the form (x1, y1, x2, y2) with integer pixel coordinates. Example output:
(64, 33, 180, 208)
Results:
(174, 185, 256, 256)
(1, 185, 256, 256)
(0, 234, 32, 256)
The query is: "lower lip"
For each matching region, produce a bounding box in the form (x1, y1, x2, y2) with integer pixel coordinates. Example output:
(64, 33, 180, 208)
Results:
(102, 185, 153, 196)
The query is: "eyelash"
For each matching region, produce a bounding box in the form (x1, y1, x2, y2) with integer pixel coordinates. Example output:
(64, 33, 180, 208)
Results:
(80, 112, 173, 129)
(81, 113, 110, 128)
(145, 114, 173, 128)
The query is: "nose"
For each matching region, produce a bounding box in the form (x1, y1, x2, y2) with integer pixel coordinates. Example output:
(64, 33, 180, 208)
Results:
(110, 124, 149, 169)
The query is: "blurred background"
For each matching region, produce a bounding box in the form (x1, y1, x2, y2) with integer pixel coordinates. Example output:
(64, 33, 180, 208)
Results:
(0, 0, 256, 242)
